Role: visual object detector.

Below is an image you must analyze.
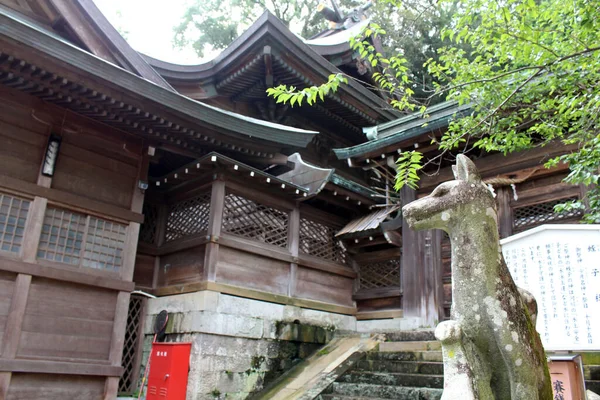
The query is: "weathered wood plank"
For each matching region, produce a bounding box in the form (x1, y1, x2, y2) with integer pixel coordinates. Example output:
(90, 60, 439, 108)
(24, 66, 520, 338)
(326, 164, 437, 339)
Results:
(157, 246, 205, 287)
(0, 359, 122, 376)
(20, 197, 46, 263)
(6, 373, 105, 400)
(216, 247, 289, 295)
(1, 274, 32, 359)
(295, 267, 354, 307)
(0, 256, 134, 292)
(0, 175, 143, 223)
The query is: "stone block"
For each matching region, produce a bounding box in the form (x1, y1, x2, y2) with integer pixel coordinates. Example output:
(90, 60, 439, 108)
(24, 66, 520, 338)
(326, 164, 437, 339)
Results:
(146, 290, 219, 316)
(217, 293, 285, 320)
(166, 311, 264, 339)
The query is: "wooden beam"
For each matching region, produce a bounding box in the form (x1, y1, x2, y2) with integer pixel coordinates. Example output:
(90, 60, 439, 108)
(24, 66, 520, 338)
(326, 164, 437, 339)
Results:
(48, 0, 119, 64)
(152, 281, 357, 315)
(497, 187, 513, 239)
(204, 180, 225, 282)
(0, 256, 134, 292)
(121, 222, 140, 282)
(288, 207, 300, 297)
(356, 310, 404, 320)
(0, 359, 123, 376)
(353, 286, 402, 300)
(0, 174, 143, 223)
(353, 248, 401, 264)
(104, 291, 130, 399)
(0, 273, 32, 396)
(418, 142, 578, 191)
(20, 196, 47, 263)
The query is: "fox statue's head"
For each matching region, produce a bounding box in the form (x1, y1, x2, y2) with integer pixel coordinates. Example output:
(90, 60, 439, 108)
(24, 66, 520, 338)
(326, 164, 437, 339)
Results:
(402, 154, 496, 233)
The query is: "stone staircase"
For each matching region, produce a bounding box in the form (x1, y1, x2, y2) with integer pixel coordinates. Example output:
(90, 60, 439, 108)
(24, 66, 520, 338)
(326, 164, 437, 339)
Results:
(319, 331, 444, 400)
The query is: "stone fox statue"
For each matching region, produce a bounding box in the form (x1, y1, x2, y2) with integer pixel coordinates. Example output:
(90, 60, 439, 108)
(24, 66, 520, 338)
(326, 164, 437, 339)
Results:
(402, 155, 552, 400)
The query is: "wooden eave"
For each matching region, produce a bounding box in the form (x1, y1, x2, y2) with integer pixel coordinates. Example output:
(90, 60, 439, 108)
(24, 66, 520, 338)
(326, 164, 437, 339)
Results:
(150, 152, 309, 200)
(0, 10, 319, 156)
(142, 11, 399, 124)
(333, 102, 473, 164)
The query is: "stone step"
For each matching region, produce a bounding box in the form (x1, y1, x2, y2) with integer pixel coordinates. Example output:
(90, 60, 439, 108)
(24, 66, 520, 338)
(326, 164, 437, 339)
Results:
(319, 395, 392, 400)
(337, 371, 444, 389)
(330, 382, 443, 400)
(355, 359, 444, 375)
(379, 341, 441, 352)
(366, 351, 443, 363)
(587, 380, 600, 395)
(381, 331, 436, 342)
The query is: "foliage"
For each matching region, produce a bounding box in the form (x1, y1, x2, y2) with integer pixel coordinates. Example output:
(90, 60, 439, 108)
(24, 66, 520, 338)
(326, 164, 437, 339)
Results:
(268, 0, 600, 222)
(173, 0, 361, 57)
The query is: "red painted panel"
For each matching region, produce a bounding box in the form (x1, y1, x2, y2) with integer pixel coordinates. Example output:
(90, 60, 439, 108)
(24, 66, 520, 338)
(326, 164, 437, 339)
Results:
(147, 342, 192, 400)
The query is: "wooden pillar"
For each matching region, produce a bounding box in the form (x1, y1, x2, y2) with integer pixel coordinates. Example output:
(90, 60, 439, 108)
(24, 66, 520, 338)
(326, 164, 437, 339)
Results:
(287, 207, 300, 297)
(0, 274, 32, 398)
(204, 180, 225, 282)
(401, 187, 443, 326)
(422, 229, 444, 326)
(401, 186, 423, 319)
(497, 187, 513, 239)
(104, 291, 131, 399)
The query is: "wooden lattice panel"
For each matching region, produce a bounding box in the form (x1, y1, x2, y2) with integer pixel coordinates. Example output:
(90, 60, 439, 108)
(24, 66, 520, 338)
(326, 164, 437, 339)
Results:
(38, 207, 127, 272)
(513, 196, 582, 231)
(82, 217, 127, 272)
(38, 207, 86, 265)
(359, 259, 401, 289)
(299, 217, 346, 264)
(139, 202, 159, 244)
(166, 193, 211, 242)
(0, 192, 30, 254)
(119, 295, 145, 394)
(222, 193, 288, 248)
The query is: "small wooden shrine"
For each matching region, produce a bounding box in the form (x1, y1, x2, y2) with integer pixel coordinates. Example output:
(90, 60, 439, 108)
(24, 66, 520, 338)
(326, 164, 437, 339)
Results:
(0, 0, 586, 398)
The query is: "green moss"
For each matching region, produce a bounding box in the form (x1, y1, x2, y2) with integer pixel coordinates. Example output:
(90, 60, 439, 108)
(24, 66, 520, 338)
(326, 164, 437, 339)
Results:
(316, 347, 331, 357)
(251, 355, 266, 369)
(211, 389, 221, 397)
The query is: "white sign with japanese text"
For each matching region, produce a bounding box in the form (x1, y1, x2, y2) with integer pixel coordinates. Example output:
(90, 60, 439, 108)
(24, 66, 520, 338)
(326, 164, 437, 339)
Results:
(500, 225, 600, 351)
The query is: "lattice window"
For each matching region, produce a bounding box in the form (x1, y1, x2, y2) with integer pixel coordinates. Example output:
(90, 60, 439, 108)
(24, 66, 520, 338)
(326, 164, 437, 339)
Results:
(299, 217, 346, 264)
(166, 193, 211, 242)
(83, 218, 127, 272)
(222, 193, 288, 248)
(139, 202, 159, 244)
(0, 193, 30, 254)
(119, 295, 145, 395)
(38, 207, 127, 272)
(513, 196, 583, 231)
(359, 259, 401, 289)
(38, 208, 86, 265)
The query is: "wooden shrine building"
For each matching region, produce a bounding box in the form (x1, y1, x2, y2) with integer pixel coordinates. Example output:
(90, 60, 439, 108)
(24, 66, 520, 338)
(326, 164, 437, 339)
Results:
(0, 0, 586, 398)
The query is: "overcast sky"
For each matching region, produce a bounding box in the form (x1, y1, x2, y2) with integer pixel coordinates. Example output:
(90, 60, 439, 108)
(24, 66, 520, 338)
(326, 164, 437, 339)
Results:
(94, 0, 205, 64)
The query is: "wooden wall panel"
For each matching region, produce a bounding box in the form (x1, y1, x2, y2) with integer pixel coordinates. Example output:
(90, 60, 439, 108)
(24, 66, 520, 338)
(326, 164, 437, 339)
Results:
(0, 112, 46, 184)
(157, 246, 205, 287)
(7, 373, 105, 400)
(52, 147, 135, 209)
(133, 254, 155, 289)
(357, 296, 402, 313)
(216, 247, 289, 295)
(17, 278, 116, 362)
(0, 271, 16, 351)
(295, 267, 354, 307)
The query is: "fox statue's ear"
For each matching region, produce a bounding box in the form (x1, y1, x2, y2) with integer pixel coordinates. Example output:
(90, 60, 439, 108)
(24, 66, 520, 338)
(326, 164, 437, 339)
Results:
(455, 154, 481, 183)
(452, 165, 459, 180)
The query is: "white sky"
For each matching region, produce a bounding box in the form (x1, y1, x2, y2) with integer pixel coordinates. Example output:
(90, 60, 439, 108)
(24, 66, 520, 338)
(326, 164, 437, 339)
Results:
(94, 0, 205, 64)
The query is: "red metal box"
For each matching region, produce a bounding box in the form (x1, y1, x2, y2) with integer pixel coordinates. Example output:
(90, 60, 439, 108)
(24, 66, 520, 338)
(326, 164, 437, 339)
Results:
(147, 342, 192, 400)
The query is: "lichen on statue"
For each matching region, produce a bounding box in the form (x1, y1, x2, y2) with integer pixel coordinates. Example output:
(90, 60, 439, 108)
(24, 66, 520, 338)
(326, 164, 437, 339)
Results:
(402, 154, 552, 400)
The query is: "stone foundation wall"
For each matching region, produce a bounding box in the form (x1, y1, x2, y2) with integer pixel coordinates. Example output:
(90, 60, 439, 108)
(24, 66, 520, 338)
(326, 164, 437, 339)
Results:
(138, 291, 356, 399)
